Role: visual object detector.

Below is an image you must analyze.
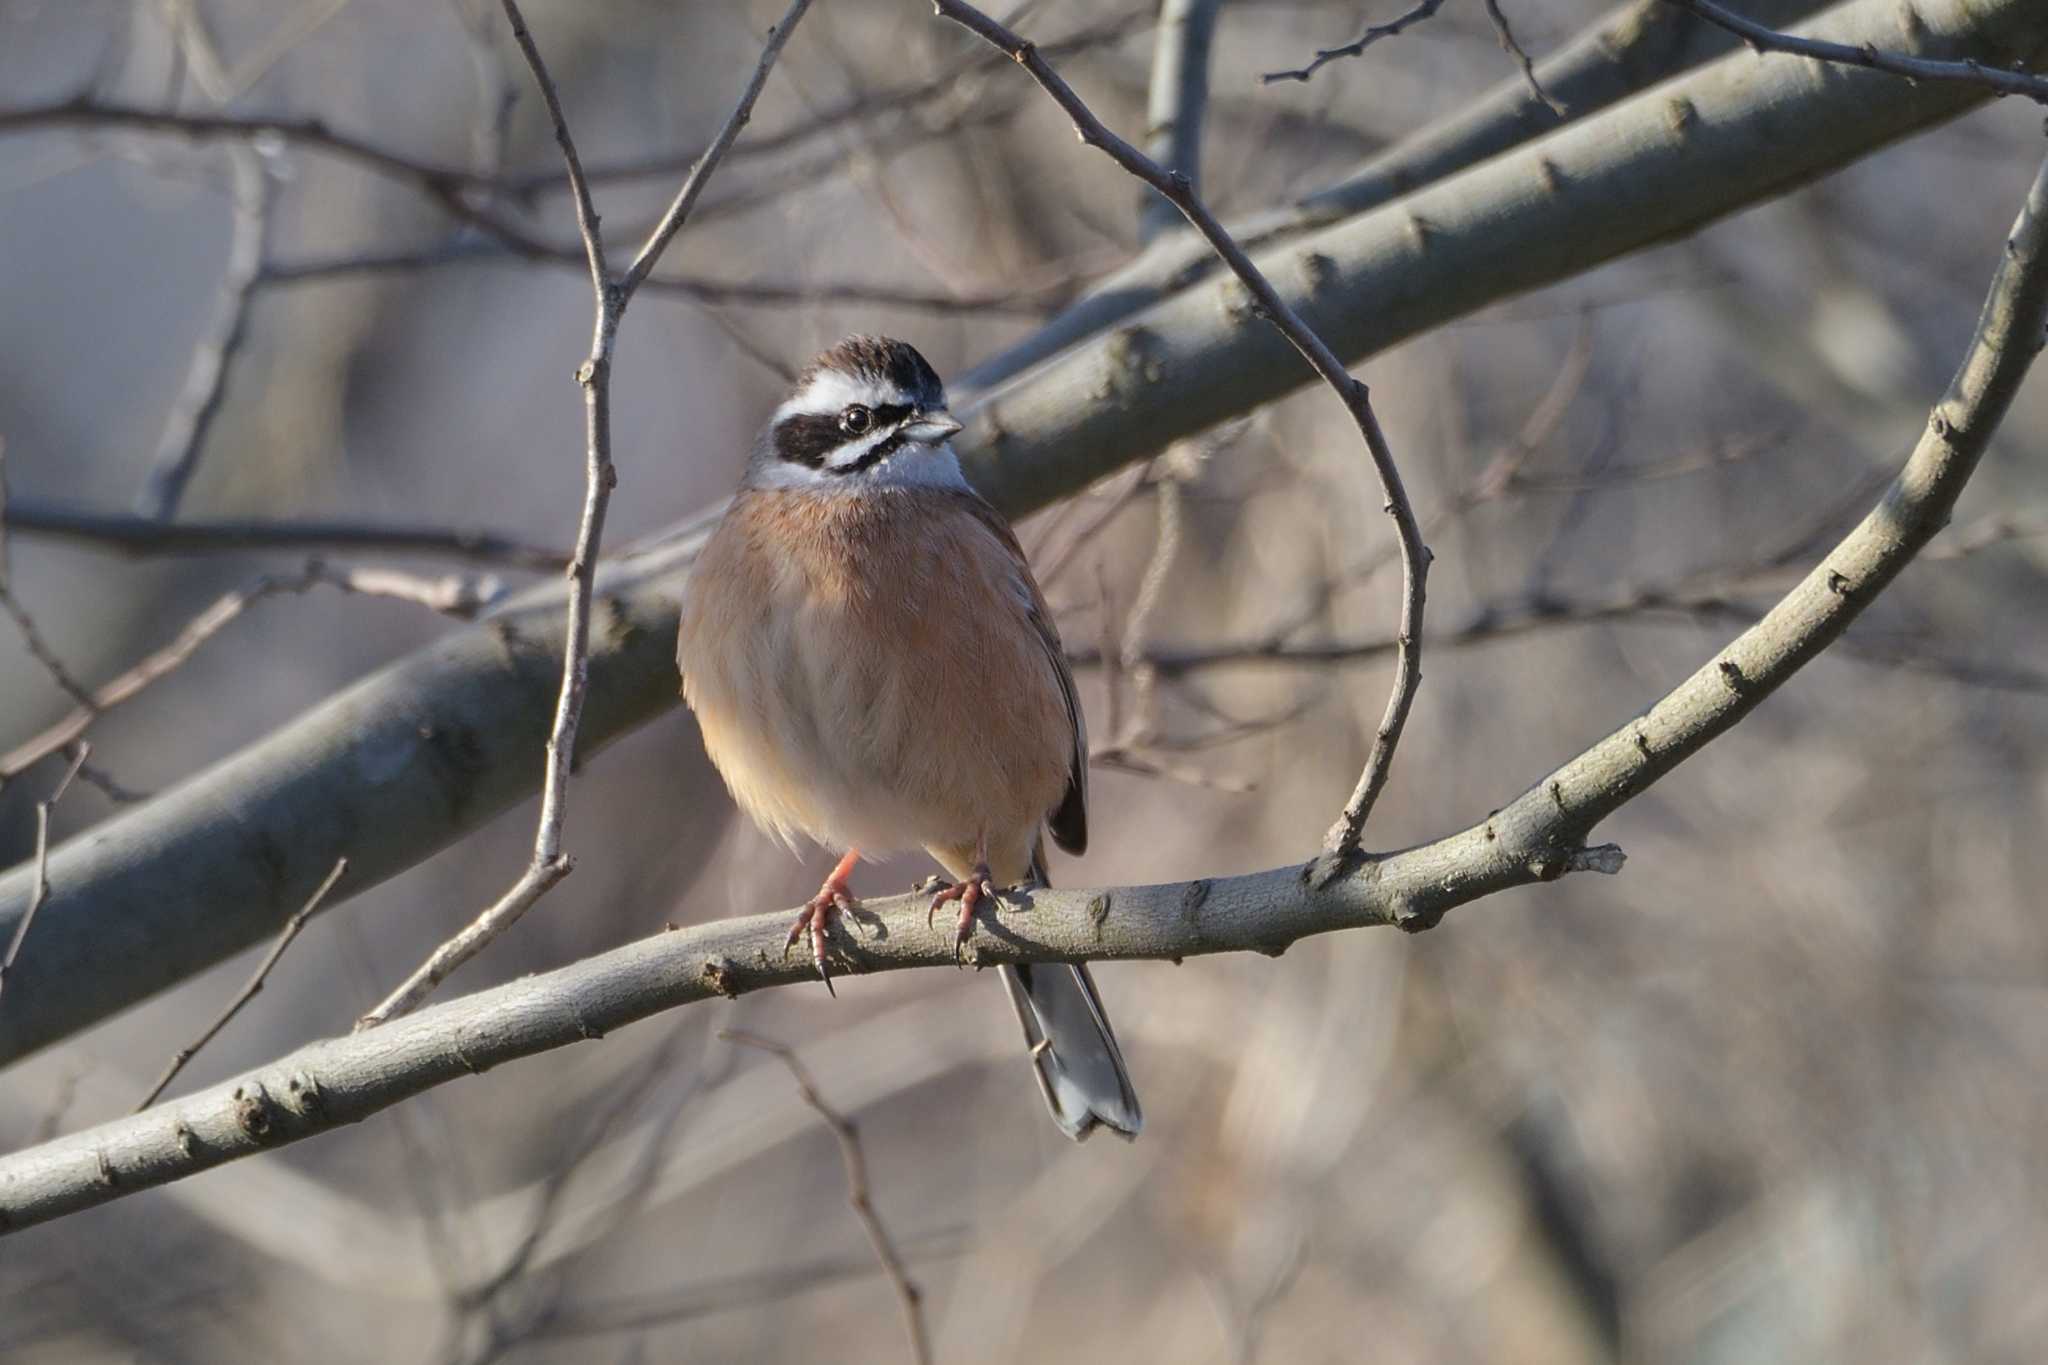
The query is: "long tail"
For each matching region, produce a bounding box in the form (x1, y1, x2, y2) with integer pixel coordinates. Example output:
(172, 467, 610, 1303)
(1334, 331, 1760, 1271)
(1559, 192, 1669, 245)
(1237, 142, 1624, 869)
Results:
(998, 848, 1142, 1141)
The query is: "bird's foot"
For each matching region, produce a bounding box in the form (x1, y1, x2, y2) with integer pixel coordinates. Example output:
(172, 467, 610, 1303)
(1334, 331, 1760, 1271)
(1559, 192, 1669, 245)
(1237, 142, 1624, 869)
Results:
(926, 862, 996, 964)
(785, 873, 860, 996)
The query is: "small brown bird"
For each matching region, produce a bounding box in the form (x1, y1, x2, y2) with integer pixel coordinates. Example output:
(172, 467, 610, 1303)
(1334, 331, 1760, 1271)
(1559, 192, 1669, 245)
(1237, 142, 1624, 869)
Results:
(678, 335, 1141, 1141)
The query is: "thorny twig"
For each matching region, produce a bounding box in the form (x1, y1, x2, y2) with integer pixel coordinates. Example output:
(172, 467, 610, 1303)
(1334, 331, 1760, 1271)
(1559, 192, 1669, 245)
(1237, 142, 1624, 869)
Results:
(722, 1030, 930, 1365)
(928, 0, 1435, 857)
(356, 0, 816, 1029)
(134, 857, 348, 1110)
(0, 745, 91, 1002)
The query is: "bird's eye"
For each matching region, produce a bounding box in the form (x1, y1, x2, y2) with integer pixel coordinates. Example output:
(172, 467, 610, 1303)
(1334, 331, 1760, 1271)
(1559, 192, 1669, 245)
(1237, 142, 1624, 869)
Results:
(840, 405, 873, 435)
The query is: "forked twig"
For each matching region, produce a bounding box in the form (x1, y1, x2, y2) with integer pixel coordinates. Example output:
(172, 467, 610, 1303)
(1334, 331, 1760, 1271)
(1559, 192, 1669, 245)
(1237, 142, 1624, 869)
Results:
(0, 746, 93, 1001)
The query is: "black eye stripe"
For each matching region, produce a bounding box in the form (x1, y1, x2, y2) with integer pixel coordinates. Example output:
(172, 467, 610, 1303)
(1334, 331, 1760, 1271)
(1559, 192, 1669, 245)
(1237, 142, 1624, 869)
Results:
(771, 413, 842, 469)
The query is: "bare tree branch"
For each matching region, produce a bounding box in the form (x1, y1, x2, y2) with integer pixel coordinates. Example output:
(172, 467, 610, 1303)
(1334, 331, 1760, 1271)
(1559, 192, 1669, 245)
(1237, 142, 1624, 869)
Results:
(721, 1031, 930, 1365)
(1138, 0, 1224, 244)
(0, 500, 570, 569)
(0, 559, 504, 790)
(133, 144, 272, 519)
(1480, 0, 1565, 115)
(0, 746, 90, 1004)
(134, 857, 347, 1111)
(1263, 0, 1452, 85)
(0, 0, 2038, 1067)
(1667, 0, 2048, 104)
(982, 0, 1837, 386)
(0, 443, 99, 714)
(932, 0, 1432, 853)
(256, 245, 1070, 313)
(5, 143, 2044, 1240)
(355, 0, 817, 1029)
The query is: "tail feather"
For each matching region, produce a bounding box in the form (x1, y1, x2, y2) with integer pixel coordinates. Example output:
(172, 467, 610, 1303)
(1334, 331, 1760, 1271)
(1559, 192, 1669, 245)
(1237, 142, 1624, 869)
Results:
(1000, 843, 1141, 1141)
(999, 963, 1143, 1141)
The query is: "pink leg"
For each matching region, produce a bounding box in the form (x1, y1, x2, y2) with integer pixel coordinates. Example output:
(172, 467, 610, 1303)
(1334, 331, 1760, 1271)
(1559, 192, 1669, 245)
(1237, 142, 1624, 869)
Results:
(926, 837, 995, 963)
(786, 848, 862, 995)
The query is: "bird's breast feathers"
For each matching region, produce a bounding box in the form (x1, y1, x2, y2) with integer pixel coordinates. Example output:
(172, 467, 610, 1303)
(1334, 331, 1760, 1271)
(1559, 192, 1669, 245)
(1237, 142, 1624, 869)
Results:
(679, 487, 1073, 859)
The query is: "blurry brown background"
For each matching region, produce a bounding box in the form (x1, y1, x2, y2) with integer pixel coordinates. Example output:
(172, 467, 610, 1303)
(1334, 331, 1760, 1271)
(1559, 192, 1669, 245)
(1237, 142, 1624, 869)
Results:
(5, 1, 2048, 1361)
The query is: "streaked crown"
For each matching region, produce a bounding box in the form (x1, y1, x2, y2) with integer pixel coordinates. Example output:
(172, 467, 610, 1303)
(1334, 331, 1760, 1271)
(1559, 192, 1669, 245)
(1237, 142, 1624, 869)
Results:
(748, 335, 966, 491)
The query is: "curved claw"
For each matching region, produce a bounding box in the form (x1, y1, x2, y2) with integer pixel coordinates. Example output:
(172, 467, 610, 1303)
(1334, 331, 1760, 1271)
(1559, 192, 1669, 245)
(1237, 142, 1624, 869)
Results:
(784, 885, 859, 996)
(926, 863, 994, 966)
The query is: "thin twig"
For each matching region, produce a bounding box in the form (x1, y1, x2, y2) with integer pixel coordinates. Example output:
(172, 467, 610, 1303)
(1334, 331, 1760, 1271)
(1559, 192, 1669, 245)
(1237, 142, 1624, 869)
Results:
(1479, 0, 1565, 116)
(133, 857, 348, 1110)
(257, 245, 1070, 312)
(134, 143, 272, 518)
(1666, 0, 2048, 105)
(0, 441, 99, 713)
(0, 745, 91, 1002)
(930, 0, 1433, 857)
(355, 0, 816, 1029)
(0, 560, 504, 789)
(1262, 0, 1449, 84)
(620, 0, 815, 297)
(721, 1030, 930, 1365)
(1, 500, 569, 569)
(0, 593, 99, 715)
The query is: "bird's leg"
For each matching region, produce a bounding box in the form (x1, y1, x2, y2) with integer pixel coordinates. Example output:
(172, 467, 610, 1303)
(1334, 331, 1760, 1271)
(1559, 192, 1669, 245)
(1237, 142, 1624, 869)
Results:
(786, 847, 862, 995)
(926, 836, 995, 963)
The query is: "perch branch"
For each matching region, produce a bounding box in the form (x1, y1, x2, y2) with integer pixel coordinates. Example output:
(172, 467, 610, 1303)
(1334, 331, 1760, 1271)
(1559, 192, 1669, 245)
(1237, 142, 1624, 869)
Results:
(0, 0, 2038, 1066)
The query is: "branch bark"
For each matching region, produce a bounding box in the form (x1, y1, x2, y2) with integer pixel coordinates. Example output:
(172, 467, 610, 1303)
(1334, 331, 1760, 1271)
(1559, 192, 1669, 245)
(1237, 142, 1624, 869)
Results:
(0, 0, 2041, 1064)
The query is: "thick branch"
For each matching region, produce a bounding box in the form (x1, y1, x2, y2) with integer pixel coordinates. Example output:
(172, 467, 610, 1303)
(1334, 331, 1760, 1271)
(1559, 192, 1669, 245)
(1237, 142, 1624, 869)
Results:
(954, 0, 2046, 516)
(968, 0, 1837, 387)
(0, 0, 2040, 1064)
(6, 147, 2046, 1226)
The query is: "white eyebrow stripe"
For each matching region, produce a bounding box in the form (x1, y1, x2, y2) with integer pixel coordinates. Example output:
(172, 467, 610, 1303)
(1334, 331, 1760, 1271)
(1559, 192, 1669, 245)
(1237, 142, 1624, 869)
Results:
(772, 370, 893, 423)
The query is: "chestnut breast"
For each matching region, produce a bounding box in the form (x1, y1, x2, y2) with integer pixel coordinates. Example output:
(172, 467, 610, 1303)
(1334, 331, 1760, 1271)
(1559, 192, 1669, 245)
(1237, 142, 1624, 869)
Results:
(680, 486, 1073, 861)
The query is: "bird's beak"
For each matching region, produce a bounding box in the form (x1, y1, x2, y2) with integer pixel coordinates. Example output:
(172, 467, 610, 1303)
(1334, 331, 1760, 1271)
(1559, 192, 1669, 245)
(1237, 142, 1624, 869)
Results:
(900, 410, 964, 445)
